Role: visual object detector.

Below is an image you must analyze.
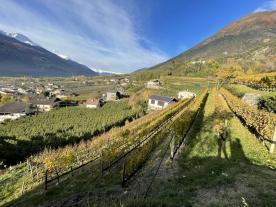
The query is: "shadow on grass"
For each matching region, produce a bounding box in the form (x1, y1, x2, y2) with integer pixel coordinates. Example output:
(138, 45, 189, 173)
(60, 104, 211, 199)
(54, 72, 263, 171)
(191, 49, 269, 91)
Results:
(136, 132, 275, 207)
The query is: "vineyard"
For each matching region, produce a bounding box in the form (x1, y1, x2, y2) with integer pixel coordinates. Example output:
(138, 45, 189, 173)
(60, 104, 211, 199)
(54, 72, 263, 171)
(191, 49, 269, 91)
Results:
(0, 90, 208, 205)
(121, 90, 208, 184)
(232, 72, 276, 91)
(220, 88, 276, 151)
(1, 86, 276, 207)
(116, 88, 276, 207)
(0, 100, 143, 165)
(224, 84, 276, 113)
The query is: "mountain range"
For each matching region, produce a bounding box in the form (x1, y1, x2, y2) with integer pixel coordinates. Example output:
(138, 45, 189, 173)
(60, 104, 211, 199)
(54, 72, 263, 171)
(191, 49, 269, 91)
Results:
(1, 11, 275, 77)
(0, 31, 98, 77)
(136, 11, 276, 77)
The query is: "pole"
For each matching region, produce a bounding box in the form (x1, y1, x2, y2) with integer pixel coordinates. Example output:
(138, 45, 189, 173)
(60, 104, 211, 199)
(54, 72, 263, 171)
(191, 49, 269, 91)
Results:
(121, 158, 126, 187)
(170, 133, 175, 160)
(101, 150, 103, 176)
(269, 125, 276, 153)
(21, 180, 25, 195)
(45, 170, 48, 190)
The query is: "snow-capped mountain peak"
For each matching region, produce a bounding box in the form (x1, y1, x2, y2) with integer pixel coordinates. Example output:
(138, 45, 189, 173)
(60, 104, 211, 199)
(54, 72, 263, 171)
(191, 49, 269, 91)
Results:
(51, 50, 70, 60)
(0, 30, 37, 46)
(57, 53, 69, 60)
(93, 68, 124, 75)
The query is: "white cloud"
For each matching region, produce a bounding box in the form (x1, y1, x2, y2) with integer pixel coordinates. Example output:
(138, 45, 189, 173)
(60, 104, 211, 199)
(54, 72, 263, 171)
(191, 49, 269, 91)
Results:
(0, 0, 169, 73)
(254, 0, 276, 12)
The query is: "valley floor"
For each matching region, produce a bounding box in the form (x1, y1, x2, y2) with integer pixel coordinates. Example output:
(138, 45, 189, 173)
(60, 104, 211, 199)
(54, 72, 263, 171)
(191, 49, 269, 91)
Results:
(2, 89, 276, 207)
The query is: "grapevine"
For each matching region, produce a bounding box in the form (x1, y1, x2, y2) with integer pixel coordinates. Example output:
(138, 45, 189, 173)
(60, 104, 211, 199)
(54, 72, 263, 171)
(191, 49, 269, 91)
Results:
(220, 88, 276, 140)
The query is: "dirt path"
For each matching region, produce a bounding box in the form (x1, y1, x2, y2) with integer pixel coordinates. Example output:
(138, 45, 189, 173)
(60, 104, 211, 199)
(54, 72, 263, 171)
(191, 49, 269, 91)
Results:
(124, 130, 173, 196)
(124, 98, 206, 197)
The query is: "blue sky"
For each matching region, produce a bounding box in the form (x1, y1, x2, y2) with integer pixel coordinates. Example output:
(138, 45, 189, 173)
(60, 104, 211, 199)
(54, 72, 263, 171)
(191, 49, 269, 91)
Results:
(0, 0, 275, 73)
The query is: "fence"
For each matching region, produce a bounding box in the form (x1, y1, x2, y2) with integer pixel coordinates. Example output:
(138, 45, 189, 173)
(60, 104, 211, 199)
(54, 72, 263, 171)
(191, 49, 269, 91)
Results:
(43, 98, 196, 190)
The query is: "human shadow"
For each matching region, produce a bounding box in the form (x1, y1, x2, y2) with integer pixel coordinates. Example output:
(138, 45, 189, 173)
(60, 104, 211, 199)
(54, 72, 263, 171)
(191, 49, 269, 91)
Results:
(217, 136, 228, 159)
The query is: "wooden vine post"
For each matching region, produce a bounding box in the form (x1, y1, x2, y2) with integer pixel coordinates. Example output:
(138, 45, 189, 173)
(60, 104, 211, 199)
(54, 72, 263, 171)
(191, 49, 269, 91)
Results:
(21, 180, 25, 195)
(269, 125, 276, 154)
(100, 149, 104, 176)
(121, 158, 126, 187)
(170, 133, 175, 160)
(45, 170, 48, 190)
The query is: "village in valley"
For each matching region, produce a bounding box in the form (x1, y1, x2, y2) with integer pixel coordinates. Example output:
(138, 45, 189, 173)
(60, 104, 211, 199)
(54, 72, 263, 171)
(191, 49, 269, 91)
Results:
(0, 76, 129, 122)
(0, 76, 198, 122)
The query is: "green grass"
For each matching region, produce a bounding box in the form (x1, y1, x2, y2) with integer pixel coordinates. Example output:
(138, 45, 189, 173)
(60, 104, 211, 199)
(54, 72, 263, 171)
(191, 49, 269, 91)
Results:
(146, 76, 213, 97)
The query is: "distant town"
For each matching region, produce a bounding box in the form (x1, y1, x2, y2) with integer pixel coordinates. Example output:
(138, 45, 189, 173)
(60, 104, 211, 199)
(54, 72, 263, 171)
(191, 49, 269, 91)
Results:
(0, 76, 131, 122)
(0, 76, 199, 123)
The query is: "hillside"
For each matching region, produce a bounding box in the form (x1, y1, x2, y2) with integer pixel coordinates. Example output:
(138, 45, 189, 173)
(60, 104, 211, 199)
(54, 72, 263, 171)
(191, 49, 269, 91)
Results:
(135, 11, 276, 78)
(0, 33, 98, 77)
(1, 87, 275, 207)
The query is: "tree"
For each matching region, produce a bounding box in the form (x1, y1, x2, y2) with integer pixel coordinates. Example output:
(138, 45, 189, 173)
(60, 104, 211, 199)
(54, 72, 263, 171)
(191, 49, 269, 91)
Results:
(215, 63, 243, 89)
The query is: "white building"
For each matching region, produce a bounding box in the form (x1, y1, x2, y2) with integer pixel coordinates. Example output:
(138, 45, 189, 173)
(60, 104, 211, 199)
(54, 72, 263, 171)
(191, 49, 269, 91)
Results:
(31, 98, 60, 112)
(178, 91, 196, 100)
(0, 102, 34, 122)
(0, 90, 7, 95)
(148, 95, 177, 110)
(106, 91, 123, 101)
(192, 60, 206, 65)
(241, 93, 261, 106)
(146, 79, 161, 89)
(85, 98, 103, 108)
(17, 88, 27, 94)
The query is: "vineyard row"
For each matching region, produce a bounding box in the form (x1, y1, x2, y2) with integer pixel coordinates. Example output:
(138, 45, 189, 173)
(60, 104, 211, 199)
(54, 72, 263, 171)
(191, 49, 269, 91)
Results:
(20, 93, 196, 192)
(220, 88, 276, 148)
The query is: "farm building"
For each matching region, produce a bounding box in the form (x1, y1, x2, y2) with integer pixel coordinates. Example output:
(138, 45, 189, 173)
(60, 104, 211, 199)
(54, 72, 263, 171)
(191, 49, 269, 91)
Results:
(241, 93, 261, 106)
(85, 98, 104, 108)
(146, 79, 161, 89)
(148, 95, 177, 110)
(178, 91, 196, 100)
(0, 102, 35, 122)
(30, 97, 60, 112)
(106, 91, 123, 101)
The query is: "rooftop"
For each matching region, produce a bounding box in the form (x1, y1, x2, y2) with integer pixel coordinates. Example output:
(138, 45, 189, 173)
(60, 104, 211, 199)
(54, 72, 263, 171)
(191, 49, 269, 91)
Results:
(30, 97, 59, 105)
(86, 98, 99, 105)
(0, 102, 31, 114)
(149, 95, 175, 103)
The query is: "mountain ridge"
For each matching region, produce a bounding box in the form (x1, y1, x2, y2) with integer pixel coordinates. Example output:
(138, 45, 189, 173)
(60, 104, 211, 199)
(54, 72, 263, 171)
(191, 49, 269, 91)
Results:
(136, 11, 276, 77)
(0, 31, 98, 77)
